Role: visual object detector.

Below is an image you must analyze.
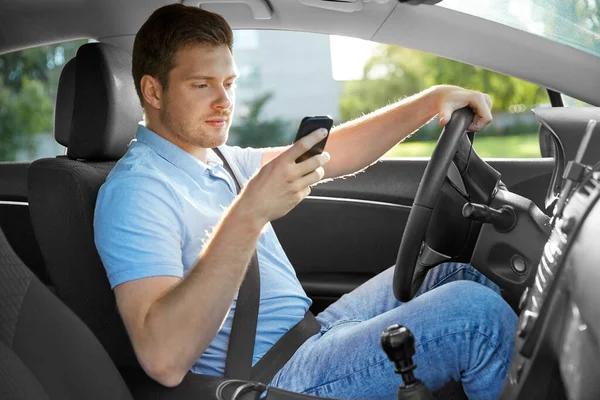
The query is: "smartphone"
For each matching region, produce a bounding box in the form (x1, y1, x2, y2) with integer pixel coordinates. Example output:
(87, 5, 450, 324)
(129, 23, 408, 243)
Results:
(293, 115, 334, 163)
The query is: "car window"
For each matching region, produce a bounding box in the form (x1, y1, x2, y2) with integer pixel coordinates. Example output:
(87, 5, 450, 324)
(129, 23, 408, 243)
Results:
(0, 39, 88, 161)
(230, 30, 547, 159)
(562, 94, 593, 107)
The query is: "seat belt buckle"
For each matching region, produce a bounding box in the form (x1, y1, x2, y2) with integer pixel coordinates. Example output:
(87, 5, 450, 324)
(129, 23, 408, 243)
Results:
(217, 380, 266, 400)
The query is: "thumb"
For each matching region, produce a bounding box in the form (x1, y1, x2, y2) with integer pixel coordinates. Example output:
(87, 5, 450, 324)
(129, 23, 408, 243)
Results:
(438, 105, 454, 126)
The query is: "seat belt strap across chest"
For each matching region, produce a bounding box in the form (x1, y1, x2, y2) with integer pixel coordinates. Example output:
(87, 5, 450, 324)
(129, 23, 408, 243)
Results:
(213, 147, 260, 381)
(213, 148, 320, 384)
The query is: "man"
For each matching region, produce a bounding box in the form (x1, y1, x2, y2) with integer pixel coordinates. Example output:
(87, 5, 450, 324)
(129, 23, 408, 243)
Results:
(94, 4, 517, 399)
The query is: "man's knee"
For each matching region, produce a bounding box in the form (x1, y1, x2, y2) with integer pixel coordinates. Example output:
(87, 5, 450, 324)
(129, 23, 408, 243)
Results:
(443, 280, 517, 334)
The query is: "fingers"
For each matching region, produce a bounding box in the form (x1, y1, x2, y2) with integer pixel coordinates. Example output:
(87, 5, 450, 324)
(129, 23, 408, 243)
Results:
(275, 127, 330, 180)
(468, 93, 493, 131)
(296, 151, 330, 177)
(284, 152, 327, 200)
(483, 93, 493, 109)
(295, 166, 325, 190)
(284, 128, 328, 161)
(298, 186, 312, 202)
(439, 104, 455, 126)
(440, 91, 493, 131)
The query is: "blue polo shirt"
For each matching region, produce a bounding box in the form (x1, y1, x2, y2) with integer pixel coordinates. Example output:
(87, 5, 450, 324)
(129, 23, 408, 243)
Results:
(94, 124, 312, 376)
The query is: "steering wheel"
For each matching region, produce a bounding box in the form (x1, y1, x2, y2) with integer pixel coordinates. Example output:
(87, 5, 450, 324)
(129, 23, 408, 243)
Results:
(393, 107, 481, 302)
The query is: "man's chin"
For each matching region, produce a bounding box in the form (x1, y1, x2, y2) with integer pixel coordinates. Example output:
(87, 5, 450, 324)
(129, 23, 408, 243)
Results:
(198, 129, 228, 148)
(214, 129, 229, 147)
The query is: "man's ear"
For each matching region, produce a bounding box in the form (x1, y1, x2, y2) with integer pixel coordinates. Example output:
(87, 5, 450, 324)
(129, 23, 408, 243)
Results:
(140, 75, 162, 110)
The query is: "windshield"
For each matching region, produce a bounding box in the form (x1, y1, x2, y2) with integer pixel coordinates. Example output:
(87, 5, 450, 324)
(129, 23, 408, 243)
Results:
(438, 0, 600, 59)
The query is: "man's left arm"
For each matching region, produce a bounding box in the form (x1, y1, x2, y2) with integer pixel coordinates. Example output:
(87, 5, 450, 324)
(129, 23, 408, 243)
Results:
(261, 85, 493, 180)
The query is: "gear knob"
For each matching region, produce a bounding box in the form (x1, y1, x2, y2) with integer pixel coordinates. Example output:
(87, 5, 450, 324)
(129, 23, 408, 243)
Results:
(382, 325, 435, 400)
(381, 324, 417, 386)
(381, 324, 416, 361)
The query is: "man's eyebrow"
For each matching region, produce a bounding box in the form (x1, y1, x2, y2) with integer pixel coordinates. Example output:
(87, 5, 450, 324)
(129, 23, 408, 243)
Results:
(185, 74, 239, 81)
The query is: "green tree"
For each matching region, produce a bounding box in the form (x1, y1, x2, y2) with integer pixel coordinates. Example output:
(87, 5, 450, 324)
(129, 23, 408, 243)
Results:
(0, 77, 53, 160)
(339, 46, 425, 122)
(339, 44, 548, 142)
(229, 92, 291, 148)
(0, 40, 86, 160)
(340, 44, 547, 124)
(422, 56, 547, 110)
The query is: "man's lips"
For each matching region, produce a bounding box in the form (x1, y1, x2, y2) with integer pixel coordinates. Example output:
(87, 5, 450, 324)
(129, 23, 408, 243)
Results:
(205, 117, 228, 127)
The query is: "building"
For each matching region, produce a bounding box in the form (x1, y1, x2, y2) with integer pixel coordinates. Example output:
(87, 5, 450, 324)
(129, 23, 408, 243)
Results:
(231, 30, 341, 142)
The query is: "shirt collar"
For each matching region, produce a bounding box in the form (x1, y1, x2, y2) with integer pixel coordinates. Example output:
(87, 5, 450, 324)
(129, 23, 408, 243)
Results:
(134, 124, 224, 180)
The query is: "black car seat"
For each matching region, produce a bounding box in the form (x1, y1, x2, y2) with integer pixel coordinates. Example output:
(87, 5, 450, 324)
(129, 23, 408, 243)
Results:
(0, 226, 133, 400)
(28, 42, 142, 371)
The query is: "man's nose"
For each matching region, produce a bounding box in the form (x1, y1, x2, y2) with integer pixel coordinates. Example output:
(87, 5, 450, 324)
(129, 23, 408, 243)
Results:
(212, 86, 233, 110)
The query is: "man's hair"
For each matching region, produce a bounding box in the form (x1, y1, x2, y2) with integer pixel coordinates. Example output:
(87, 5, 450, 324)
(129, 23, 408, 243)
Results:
(132, 4, 234, 105)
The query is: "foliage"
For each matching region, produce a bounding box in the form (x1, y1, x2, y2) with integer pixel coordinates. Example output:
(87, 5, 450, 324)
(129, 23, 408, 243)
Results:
(0, 40, 86, 161)
(339, 45, 548, 128)
(0, 77, 53, 160)
(229, 92, 292, 148)
(384, 133, 541, 159)
(339, 47, 424, 122)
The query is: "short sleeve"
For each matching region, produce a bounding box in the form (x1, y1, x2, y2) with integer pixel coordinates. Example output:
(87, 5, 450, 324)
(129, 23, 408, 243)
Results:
(223, 145, 263, 180)
(94, 172, 185, 288)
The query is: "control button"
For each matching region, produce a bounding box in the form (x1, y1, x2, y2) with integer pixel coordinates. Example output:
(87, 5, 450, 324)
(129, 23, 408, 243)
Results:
(518, 287, 530, 310)
(511, 255, 527, 274)
(517, 310, 538, 338)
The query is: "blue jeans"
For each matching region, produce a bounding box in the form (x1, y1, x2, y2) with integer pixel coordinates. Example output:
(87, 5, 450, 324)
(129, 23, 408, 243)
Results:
(270, 263, 517, 399)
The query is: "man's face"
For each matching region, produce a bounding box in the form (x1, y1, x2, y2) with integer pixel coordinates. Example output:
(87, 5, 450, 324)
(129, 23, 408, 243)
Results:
(159, 44, 237, 150)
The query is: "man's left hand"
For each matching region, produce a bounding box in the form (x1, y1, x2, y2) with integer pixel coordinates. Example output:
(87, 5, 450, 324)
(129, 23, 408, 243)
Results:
(434, 85, 493, 132)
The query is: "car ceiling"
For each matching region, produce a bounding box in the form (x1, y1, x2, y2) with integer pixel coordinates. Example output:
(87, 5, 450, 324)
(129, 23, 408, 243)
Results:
(1, 0, 599, 106)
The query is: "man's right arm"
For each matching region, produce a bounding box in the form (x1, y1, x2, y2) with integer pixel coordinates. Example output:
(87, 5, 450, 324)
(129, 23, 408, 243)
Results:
(114, 197, 264, 387)
(111, 128, 330, 387)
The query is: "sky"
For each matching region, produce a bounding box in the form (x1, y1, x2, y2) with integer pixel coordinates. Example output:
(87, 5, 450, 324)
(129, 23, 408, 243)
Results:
(329, 35, 378, 81)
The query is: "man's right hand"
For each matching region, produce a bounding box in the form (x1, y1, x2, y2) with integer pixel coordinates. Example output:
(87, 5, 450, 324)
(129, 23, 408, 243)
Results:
(240, 128, 330, 224)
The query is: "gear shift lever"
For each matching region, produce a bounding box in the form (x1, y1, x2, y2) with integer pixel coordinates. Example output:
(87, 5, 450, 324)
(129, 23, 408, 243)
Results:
(381, 324, 435, 400)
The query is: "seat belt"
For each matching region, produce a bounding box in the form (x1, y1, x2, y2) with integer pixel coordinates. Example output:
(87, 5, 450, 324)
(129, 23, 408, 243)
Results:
(214, 147, 260, 381)
(213, 148, 320, 384)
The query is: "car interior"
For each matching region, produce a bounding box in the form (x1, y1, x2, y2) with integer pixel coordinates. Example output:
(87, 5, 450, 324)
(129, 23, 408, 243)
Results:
(1, 0, 600, 399)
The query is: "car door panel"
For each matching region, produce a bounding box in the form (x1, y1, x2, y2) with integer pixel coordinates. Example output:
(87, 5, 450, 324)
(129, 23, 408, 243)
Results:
(0, 162, 50, 286)
(271, 196, 409, 310)
(273, 157, 554, 311)
(0, 162, 29, 201)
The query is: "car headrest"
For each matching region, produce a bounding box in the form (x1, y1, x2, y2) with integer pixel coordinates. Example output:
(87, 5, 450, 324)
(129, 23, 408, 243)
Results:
(54, 58, 76, 147)
(54, 42, 142, 161)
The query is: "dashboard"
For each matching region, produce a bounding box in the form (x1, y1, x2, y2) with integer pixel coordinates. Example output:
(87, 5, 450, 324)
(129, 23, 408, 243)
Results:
(500, 108, 600, 400)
